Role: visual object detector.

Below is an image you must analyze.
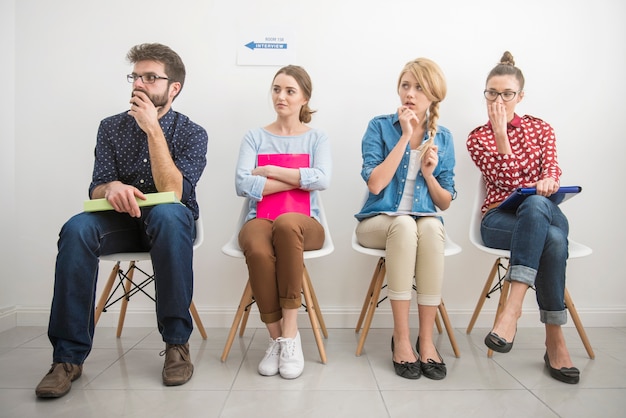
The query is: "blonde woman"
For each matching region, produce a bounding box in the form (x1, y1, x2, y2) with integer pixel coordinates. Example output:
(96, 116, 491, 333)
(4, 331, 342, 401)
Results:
(355, 58, 456, 380)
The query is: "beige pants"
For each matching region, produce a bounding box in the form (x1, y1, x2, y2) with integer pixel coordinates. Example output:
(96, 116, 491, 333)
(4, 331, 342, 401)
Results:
(356, 215, 445, 306)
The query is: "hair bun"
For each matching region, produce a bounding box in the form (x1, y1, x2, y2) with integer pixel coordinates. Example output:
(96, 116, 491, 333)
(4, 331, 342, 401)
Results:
(499, 51, 516, 66)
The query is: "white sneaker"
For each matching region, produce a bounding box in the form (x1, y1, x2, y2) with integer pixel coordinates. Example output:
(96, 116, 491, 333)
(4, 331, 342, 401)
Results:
(258, 337, 281, 376)
(277, 332, 304, 379)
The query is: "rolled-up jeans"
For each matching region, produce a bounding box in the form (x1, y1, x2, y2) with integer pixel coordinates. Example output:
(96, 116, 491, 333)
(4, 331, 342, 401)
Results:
(48, 203, 196, 365)
(481, 195, 569, 325)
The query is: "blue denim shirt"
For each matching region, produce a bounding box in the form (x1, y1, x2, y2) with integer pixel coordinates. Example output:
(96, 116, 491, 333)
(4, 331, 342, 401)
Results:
(355, 113, 456, 221)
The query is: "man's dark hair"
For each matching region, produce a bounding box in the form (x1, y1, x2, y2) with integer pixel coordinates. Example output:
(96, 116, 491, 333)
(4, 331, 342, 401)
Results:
(127, 43, 186, 97)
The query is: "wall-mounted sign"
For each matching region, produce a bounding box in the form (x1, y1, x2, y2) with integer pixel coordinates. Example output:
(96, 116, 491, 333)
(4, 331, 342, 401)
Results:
(237, 28, 296, 66)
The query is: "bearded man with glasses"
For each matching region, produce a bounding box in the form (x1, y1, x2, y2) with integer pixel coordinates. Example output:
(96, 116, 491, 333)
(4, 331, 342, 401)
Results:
(35, 43, 208, 398)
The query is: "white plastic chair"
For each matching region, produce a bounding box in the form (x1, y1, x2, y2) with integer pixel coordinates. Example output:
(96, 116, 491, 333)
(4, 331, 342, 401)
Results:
(220, 194, 334, 364)
(94, 215, 207, 339)
(466, 176, 594, 358)
(351, 213, 462, 358)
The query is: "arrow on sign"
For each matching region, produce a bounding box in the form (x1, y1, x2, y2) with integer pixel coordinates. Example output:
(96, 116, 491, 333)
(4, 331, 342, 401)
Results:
(245, 41, 288, 50)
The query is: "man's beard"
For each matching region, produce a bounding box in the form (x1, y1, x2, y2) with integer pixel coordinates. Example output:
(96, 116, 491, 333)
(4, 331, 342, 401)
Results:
(133, 89, 169, 108)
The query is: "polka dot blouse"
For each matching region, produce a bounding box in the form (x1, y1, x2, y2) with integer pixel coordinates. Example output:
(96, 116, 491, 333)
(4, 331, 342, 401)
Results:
(89, 109, 208, 219)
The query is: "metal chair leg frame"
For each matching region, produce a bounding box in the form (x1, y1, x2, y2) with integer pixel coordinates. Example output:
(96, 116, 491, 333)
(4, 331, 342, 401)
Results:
(95, 260, 206, 340)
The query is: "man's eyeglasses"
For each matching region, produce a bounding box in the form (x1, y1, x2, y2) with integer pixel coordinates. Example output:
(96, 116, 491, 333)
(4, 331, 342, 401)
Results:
(483, 90, 520, 102)
(127, 74, 169, 84)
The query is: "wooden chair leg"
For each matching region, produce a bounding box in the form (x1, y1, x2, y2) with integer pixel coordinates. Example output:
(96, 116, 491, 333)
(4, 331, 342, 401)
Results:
(94, 262, 120, 325)
(355, 263, 386, 356)
(564, 287, 595, 359)
(438, 299, 460, 358)
(467, 257, 506, 334)
(356, 257, 385, 333)
(435, 312, 443, 333)
(302, 272, 327, 364)
(487, 279, 511, 357)
(303, 267, 328, 339)
(239, 300, 252, 338)
(221, 281, 254, 362)
(354, 259, 460, 358)
(189, 301, 207, 339)
(116, 262, 136, 337)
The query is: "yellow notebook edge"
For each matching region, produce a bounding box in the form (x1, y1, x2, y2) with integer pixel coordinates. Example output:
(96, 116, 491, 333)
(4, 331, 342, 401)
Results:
(83, 191, 181, 212)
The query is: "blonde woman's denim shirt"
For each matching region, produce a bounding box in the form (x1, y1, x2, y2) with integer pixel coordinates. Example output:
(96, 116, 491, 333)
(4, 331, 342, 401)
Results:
(355, 113, 456, 221)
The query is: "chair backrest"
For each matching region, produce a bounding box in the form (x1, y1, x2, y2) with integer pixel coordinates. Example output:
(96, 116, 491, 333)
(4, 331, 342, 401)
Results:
(222, 192, 334, 260)
(221, 202, 249, 258)
(100, 214, 204, 262)
(468, 175, 507, 255)
(469, 175, 592, 259)
(469, 175, 484, 249)
(193, 214, 204, 251)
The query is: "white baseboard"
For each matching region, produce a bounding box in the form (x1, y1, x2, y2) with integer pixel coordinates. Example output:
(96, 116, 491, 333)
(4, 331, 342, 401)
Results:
(8, 305, 626, 330)
(0, 306, 17, 333)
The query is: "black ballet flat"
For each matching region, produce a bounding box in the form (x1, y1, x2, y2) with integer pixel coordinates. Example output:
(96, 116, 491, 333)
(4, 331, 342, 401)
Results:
(484, 330, 516, 353)
(544, 352, 580, 384)
(416, 337, 447, 380)
(391, 337, 421, 380)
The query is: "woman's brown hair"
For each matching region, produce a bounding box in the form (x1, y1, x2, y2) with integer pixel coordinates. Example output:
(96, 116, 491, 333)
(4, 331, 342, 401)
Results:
(272, 65, 316, 123)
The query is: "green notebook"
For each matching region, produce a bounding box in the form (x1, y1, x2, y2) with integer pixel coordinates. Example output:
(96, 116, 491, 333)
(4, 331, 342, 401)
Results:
(84, 191, 181, 212)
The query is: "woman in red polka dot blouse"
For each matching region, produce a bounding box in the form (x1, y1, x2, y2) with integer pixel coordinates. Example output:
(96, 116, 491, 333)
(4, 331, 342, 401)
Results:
(466, 51, 580, 384)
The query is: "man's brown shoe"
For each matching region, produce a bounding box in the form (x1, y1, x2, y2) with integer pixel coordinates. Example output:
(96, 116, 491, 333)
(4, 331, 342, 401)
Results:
(161, 343, 193, 386)
(35, 363, 82, 398)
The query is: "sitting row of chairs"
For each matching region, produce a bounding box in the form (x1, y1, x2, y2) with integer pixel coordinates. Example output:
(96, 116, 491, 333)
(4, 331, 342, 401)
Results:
(93, 177, 594, 363)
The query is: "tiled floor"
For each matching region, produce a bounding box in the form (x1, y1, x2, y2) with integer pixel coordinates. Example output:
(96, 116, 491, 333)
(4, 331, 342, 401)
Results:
(0, 325, 625, 417)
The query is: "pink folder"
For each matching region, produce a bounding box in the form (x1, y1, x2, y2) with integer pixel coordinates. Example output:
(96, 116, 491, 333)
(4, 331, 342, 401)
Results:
(256, 154, 310, 220)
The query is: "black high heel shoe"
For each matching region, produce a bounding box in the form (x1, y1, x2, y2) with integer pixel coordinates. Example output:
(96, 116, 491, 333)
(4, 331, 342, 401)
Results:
(391, 337, 421, 380)
(416, 337, 446, 380)
(484, 328, 516, 353)
(544, 352, 580, 384)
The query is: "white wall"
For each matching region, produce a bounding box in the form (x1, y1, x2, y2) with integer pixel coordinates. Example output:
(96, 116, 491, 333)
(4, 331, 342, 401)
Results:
(2, 0, 625, 331)
(0, 0, 17, 329)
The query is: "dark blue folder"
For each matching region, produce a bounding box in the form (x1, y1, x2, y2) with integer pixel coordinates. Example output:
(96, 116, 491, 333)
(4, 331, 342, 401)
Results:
(498, 186, 582, 211)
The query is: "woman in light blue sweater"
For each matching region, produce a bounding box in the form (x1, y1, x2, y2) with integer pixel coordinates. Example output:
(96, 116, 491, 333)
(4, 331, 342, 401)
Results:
(235, 65, 331, 379)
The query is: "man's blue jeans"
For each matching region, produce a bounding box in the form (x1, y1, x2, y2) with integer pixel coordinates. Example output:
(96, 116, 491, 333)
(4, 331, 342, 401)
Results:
(481, 195, 569, 325)
(48, 203, 196, 365)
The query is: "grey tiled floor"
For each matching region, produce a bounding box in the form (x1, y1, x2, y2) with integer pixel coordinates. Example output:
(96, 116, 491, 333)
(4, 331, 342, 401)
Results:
(0, 325, 625, 417)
